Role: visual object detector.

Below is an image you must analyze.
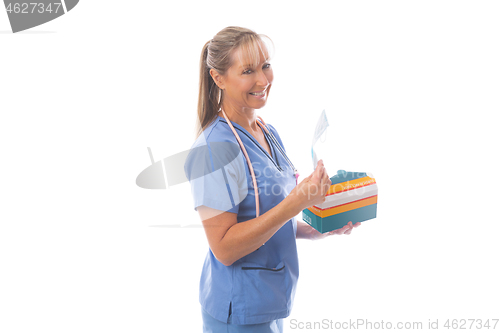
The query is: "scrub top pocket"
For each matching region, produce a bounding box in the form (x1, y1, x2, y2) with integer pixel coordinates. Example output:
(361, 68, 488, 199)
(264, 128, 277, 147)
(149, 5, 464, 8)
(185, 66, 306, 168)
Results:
(234, 260, 288, 317)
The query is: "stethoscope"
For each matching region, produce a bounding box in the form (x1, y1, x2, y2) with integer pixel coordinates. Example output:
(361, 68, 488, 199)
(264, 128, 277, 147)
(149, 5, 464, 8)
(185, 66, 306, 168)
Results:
(220, 108, 299, 217)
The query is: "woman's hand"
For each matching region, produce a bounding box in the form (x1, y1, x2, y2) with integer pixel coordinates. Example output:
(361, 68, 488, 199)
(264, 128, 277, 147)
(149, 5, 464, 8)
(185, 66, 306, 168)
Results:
(297, 220, 361, 240)
(290, 159, 332, 210)
(324, 221, 361, 237)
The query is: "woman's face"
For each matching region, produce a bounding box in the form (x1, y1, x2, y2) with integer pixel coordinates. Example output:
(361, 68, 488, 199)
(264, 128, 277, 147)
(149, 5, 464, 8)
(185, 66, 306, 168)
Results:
(219, 45, 273, 112)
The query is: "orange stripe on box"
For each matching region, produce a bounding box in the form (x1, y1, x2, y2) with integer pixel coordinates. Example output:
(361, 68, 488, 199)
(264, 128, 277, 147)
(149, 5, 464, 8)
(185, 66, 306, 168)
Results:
(307, 205, 323, 216)
(326, 177, 376, 196)
(308, 195, 378, 218)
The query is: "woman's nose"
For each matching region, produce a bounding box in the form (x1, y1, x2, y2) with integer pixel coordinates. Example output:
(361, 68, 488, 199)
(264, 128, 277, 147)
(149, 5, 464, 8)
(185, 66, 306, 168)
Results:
(256, 69, 271, 87)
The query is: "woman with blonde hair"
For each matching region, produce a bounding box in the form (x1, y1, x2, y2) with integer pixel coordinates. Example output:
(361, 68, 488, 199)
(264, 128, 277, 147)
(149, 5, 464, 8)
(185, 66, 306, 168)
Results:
(184, 26, 360, 332)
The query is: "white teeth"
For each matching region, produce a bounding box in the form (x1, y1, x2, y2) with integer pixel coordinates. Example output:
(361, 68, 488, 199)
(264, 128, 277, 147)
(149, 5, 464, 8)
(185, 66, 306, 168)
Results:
(250, 91, 265, 96)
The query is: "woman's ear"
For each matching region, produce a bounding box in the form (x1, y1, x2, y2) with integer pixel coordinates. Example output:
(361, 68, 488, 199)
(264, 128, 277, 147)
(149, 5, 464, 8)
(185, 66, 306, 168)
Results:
(209, 69, 225, 90)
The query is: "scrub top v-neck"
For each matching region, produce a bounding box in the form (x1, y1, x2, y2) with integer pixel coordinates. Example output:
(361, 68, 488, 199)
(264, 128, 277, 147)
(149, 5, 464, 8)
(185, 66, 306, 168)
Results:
(219, 115, 281, 171)
(184, 114, 300, 325)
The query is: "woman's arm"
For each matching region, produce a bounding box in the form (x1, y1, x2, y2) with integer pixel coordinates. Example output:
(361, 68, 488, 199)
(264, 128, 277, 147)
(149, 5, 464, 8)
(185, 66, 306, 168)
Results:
(198, 193, 301, 266)
(198, 160, 331, 266)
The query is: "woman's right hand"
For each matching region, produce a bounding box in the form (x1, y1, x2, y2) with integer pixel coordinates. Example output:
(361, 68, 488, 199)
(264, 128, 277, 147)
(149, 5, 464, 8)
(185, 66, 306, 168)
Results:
(290, 159, 332, 210)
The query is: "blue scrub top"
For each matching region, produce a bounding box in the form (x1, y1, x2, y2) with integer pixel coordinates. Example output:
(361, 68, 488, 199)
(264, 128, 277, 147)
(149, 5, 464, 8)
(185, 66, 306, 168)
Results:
(184, 114, 299, 325)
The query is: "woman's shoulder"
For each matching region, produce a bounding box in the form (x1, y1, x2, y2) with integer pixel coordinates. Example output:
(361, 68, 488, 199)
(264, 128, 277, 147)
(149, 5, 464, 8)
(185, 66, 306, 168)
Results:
(266, 122, 278, 135)
(265, 122, 284, 145)
(185, 116, 241, 175)
(192, 115, 239, 148)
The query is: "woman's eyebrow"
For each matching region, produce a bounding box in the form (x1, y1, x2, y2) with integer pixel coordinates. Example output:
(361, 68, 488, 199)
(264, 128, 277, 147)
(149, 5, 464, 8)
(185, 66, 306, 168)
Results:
(239, 59, 271, 69)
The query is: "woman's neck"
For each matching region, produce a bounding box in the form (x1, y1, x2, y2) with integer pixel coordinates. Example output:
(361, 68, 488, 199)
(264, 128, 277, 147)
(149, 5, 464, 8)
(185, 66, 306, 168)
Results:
(220, 104, 259, 133)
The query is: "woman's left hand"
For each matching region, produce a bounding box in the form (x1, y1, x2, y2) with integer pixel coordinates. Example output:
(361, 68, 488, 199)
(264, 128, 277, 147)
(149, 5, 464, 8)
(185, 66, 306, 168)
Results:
(327, 221, 361, 236)
(299, 221, 361, 240)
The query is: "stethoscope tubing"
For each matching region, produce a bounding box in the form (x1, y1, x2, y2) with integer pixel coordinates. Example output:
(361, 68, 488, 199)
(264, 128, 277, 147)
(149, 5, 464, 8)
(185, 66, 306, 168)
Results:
(256, 116, 299, 182)
(260, 122, 297, 174)
(220, 109, 298, 218)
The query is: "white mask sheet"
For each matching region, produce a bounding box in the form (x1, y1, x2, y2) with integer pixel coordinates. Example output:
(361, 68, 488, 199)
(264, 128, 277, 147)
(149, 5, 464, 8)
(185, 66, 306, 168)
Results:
(311, 109, 329, 168)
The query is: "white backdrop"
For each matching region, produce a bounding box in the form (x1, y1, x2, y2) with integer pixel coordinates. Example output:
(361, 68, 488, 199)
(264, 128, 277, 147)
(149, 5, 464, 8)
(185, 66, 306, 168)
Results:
(1, 1, 499, 332)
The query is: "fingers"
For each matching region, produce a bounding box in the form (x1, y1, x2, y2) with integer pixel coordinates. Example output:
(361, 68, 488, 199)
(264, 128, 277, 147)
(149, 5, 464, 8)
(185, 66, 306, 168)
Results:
(328, 229, 340, 236)
(344, 222, 361, 234)
(313, 159, 329, 188)
(343, 223, 352, 234)
(303, 160, 331, 207)
(312, 160, 325, 181)
(328, 222, 359, 236)
(322, 167, 331, 192)
(310, 160, 329, 183)
(329, 224, 349, 235)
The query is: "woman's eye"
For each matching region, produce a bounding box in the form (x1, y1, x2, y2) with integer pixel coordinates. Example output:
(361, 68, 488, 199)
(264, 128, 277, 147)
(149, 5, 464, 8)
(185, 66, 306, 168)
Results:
(243, 64, 270, 74)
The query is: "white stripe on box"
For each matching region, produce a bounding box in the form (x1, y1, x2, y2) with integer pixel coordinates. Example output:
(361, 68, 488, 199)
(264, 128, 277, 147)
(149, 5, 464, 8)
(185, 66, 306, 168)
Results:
(314, 183, 379, 210)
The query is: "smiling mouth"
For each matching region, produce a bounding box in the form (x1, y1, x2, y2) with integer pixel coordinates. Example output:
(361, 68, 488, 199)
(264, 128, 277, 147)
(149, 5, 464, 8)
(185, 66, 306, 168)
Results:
(250, 90, 266, 96)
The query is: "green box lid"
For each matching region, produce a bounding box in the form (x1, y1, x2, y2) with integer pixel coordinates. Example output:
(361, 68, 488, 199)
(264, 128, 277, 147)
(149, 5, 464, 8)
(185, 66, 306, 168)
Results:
(330, 170, 368, 185)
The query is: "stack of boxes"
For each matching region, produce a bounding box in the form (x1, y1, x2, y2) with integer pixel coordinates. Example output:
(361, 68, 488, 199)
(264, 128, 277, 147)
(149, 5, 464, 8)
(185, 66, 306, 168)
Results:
(302, 170, 378, 233)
